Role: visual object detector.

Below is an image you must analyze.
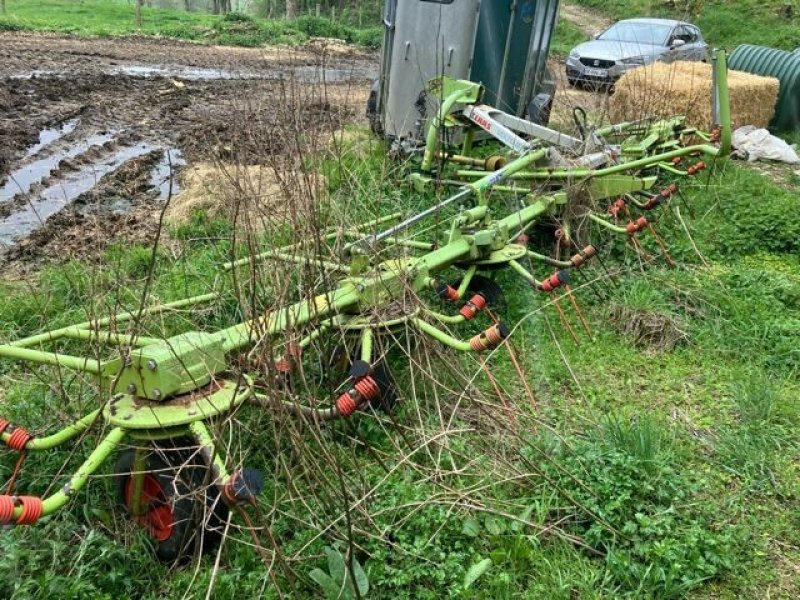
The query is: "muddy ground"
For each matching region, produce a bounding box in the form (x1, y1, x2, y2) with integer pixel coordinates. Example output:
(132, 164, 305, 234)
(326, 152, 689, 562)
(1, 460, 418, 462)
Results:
(0, 32, 376, 269)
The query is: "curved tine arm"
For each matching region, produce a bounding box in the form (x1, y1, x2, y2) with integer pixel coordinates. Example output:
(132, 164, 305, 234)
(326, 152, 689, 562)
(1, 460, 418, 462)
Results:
(3, 427, 126, 523)
(251, 392, 342, 421)
(411, 318, 473, 352)
(586, 212, 631, 235)
(1, 409, 101, 451)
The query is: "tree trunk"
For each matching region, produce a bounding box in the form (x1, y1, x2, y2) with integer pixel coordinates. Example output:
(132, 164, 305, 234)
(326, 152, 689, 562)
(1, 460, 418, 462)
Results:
(285, 0, 296, 19)
(135, 0, 142, 27)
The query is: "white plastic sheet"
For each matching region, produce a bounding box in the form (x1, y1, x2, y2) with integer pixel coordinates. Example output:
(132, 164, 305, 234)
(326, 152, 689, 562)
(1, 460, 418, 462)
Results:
(732, 126, 800, 164)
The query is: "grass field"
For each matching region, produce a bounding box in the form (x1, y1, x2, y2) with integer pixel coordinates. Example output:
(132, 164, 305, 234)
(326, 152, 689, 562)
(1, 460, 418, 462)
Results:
(0, 0, 382, 47)
(1, 134, 799, 598)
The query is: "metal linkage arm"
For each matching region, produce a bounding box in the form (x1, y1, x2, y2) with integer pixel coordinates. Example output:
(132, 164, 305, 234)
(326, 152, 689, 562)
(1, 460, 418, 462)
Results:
(466, 104, 588, 154)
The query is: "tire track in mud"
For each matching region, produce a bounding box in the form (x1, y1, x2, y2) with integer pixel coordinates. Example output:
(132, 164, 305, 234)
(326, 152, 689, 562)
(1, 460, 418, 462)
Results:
(0, 32, 377, 269)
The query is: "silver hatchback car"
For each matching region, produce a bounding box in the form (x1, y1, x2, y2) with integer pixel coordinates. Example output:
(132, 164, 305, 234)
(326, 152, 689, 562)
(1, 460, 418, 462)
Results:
(566, 18, 709, 87)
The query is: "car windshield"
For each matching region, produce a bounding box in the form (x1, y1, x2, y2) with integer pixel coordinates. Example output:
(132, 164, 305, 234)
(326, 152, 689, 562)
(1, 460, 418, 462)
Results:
(598, 22, 672, 45)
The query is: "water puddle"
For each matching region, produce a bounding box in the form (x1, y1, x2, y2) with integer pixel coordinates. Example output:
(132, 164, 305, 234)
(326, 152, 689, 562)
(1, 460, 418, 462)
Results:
(111, 63, 376, 82)
(292, 65, 375, 82)
(23, 118, 80, 159)
(112, 64, 265, 81)
(149, 148, 186, 201)
(7, 70, 57, 80)
(8, 63, 377, 84)
(0, 142, 157, 246)
(0, 132, 115, 202)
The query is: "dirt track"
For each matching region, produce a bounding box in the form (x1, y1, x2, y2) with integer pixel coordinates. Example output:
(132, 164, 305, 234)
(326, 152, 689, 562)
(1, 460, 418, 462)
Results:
(0, 33, 376, 268)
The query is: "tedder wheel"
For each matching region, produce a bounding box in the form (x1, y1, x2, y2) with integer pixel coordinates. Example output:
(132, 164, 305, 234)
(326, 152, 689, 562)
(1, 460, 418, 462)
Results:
(114, 441, 229, 563)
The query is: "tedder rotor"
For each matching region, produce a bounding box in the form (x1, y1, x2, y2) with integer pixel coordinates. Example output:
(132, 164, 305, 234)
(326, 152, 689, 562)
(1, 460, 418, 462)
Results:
(0, 53, 733, 561)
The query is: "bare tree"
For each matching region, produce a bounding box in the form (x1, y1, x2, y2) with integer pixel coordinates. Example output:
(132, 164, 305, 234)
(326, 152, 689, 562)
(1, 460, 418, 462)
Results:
(286, 0, 297, 19)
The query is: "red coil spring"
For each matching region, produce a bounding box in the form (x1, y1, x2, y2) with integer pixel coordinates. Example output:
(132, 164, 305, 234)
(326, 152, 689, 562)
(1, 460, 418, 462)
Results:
(626, 217, 648, 234)
(469, 335, 488, 353)
(608, 198, 627, 217)
(335, 392, 358, 417)
(570, 245, 597, 268)
(0, 419, 9, 434)
(444, 285, 460, 302)
(354, 376, 380, 401)
(274, 358, 292, 374)
(15, 497, 43, 525)
(469, 325, 506, 353)
(459, 294, 487, 319)
(222, 471, 241, 505)
(7, 428, 32, 451)
(0, 496, 14, 524)
(688, 161, 706, 175)
(660, 183, 678, 198)
(485, 325, 504, 346)
(541, 272, 566, 293)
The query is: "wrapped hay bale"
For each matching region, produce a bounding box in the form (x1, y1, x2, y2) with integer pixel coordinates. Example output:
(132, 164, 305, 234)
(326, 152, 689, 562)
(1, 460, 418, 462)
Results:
(610, 61, 779, 130)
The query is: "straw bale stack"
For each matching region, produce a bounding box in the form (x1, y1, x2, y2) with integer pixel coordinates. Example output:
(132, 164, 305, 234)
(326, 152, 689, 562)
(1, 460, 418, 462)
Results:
(610, 61, 779, 130)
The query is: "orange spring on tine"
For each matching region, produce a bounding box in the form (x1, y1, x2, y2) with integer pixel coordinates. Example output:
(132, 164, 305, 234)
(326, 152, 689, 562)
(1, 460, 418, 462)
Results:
(435, 282, 460, 302)
(688, 161, 706, 175)
(660, 183, 678, 198)
(470, 324, 509, 353)
(485, 325, 504, 346)
(274, 358, 292, 374)
(459, 294, 487, 319)
(335, 392, 358, 417)
(353, 376, 380, 402)
(7, 428, 31, 451)
(672, 156, 683, 165)
(469, 335, 488, 353)
(570, 245, 597, 268)
(516, 233, 530, 246)
(626, 217, 648, 234)
(608, 197, 627, 217)
(222, 471, 241, 505)
(0, 496, 14, 524)
(541, 271, 569, 293)
(16, 497, 43, 525)
(0, 419, 9, 434)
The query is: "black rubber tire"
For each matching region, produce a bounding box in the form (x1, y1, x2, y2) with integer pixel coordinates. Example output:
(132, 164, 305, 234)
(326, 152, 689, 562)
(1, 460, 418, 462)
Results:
(114, 442, 229, 564)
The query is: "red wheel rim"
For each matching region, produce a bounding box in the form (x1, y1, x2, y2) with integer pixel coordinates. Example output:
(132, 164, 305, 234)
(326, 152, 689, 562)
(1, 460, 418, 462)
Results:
(124, 474, 174, 542)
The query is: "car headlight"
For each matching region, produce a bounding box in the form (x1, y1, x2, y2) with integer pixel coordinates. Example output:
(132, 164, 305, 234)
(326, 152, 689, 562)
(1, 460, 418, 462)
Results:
(568, 50, 580, 60)
(620, 56, 647, 66)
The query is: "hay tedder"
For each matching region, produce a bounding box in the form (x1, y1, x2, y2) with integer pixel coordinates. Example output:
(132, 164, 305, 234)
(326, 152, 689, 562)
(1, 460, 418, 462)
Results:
(0, 51, 732, 561)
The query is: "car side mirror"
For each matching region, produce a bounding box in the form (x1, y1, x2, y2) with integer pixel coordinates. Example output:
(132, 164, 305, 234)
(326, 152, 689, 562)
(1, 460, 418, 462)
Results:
(671, 39, 686, 48)
(592, 31, 601, 39)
